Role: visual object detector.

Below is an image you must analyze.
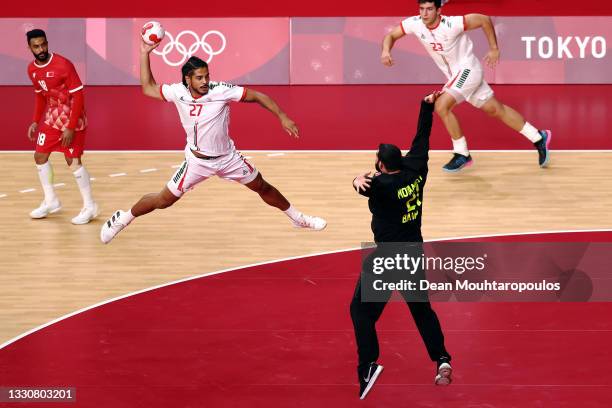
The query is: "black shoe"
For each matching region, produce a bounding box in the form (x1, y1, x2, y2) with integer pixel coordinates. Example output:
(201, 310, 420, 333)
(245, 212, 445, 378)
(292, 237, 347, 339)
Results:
(435, 357, 452, 386)
(534, 129, 552, 168)
(442, 153, 473, 173)
(358, 362, 384, 400)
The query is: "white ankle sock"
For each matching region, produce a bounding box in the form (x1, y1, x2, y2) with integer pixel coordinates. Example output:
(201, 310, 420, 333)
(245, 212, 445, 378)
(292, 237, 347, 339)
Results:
(72, 165, 95, 207)
(283, 205, 302, 222)
(120, 210, 135, 225)
(520, 122, 542, 143)
(452, 137, 470, 156)
(36, 162, 58, 205)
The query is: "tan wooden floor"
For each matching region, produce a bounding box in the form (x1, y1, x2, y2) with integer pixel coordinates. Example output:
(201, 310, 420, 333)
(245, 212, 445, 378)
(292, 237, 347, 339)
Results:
(1, 151, 611, 345)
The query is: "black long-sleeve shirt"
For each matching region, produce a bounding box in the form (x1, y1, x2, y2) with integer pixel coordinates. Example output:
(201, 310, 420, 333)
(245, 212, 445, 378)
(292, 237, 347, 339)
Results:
(357, 100, 434, 243)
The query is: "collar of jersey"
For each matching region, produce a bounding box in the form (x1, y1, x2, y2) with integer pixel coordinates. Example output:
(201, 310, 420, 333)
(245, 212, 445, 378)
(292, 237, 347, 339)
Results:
(184, 87, 211, 102)
(424, 15, 443, 31)
(34, 52, 54, 68)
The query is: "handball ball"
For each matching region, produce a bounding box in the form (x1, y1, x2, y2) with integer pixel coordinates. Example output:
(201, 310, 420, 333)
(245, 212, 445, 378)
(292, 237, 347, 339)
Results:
(141, 21, 165, 45)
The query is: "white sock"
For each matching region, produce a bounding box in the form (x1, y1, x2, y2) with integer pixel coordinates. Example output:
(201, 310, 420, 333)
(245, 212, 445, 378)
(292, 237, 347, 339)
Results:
(72, 165, 95, 208)
(36, 162, 58, 205)
(120, 210, 135, 225)
(520, 122, 542, 143)
(452, 136, 470, 157)
(283, 205, 302, 222)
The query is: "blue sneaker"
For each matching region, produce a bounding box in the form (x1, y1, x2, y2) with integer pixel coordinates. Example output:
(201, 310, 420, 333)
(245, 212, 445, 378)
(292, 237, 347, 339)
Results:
(442, 153, 473, 173)
(534, 130, 552, 168)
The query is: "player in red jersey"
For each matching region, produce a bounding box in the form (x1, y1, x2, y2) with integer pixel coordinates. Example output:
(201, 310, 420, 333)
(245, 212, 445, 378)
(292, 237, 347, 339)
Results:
(26, 29, 98, 224)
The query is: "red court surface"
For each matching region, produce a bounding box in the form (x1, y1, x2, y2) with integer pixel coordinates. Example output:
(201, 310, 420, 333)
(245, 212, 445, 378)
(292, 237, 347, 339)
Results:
(4, 85, 610, 151)
(1, 231, 611, 407)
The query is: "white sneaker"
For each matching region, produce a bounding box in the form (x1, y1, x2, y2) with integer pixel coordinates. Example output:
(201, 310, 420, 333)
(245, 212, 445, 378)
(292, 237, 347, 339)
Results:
(292, 213, 327, 231)
(100, 210, 130, 244)
(71, 203, 100, 225)
(29, 199, 62, 219)
(435, 362, 453, 386)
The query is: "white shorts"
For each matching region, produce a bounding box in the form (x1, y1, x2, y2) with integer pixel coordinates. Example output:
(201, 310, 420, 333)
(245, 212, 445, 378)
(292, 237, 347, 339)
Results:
(167, 146, 259, 197)
(443, 67, 494, 108)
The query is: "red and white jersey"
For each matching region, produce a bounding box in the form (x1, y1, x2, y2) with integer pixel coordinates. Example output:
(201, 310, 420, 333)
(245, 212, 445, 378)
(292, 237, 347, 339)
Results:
(160, 81, 247, 156)
(27, 53, 87, 131)
(400, 15, 481, 80)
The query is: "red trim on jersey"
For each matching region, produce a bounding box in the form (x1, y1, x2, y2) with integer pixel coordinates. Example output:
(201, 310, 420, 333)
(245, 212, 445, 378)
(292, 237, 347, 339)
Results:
(400, 21, 406, 35)
(428, 16, 442, 30)
(159, 85, 167, 101)
(240, 87, 247, 102)
(241, 154, 254, 172)
(463, 15, 467, 31)
(446, 70, 461, 88)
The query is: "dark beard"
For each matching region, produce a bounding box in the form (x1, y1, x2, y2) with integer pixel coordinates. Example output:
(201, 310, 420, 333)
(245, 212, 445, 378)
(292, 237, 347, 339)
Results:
(34, 52, 48, 62)
(375, 161, 381, 172)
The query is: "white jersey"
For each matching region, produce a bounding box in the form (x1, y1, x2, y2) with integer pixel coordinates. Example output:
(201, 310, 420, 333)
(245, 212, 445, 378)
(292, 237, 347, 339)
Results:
(160, 81, 246, 155)
(400, 15, 481, 80)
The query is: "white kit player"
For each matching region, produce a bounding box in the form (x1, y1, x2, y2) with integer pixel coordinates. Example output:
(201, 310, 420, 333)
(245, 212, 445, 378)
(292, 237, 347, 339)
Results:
(381, 0, 552, 172)
(100, 39, 326, 244)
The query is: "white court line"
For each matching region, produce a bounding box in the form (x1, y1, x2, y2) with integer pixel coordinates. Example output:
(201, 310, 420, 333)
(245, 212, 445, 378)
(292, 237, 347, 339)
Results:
(267, 153, 285, 157)
(90, 177, 96, 181)
(19, 188, 35, 193)
(53, 183, 66, 188)
(244, 156, 253, 159)
(2, 227, 611, 352)
(170, 164, 181, 168)
(0, 194, 7, 198)
(109, 173, 127, 178)
(140, 168, 158, 173)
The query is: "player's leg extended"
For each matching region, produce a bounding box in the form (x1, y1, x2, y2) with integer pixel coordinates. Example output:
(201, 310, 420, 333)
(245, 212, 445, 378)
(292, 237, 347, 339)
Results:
(30, 151, 62, 219)
(244, 173, 327, 230)
(480, 97, 552, 167)
(100, 186, 180, 244)
(100, 158, 192, 244)
(435, 93, 473, 172)
(131, 186, 180, 216)
(65, 155, 99, 225)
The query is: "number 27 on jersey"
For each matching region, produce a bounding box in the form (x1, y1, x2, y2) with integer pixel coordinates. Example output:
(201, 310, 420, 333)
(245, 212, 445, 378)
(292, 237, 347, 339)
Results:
(189, 104, 203, 117)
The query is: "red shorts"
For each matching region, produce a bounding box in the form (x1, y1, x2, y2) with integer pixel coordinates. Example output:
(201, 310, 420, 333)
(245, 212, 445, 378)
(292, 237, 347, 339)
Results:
(35, 124, 86, 158)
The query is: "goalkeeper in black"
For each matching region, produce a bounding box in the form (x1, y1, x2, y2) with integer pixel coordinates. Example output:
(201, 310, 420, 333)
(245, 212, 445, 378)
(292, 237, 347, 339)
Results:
(350, 92, 452, 400)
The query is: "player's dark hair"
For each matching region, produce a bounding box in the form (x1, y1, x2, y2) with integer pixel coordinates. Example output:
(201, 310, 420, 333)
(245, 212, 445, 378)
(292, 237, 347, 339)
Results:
(377, 143, 402, 171)
(181, 56, 208, 87)
(418, 0, 442, 8)
(26, 29, 47, 45)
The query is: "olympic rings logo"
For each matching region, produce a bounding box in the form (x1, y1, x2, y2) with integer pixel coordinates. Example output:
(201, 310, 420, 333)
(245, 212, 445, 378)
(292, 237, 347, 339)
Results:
(153, 30, 227, 67)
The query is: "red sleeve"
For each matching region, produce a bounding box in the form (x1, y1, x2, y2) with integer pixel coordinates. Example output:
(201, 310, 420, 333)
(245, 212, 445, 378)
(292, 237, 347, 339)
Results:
(239, 87, 247, 102)
(32, 92, 45, 122)
(67, 90, 84, 130)
(66, 61, 84, 93)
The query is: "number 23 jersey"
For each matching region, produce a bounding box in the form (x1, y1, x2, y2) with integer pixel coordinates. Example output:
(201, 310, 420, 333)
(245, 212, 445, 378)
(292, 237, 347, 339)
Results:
(160, 81, 247, 156)
(400, 15, 481, 80)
